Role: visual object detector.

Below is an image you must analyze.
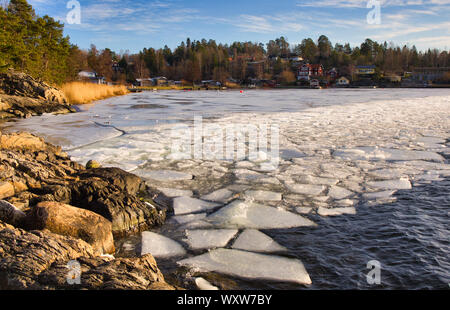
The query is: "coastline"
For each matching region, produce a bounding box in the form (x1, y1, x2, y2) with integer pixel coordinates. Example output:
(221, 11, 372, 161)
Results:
(0, 70, 178, 290)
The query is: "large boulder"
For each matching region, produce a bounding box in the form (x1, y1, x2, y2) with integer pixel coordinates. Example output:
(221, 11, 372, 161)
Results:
(29, 202, 115, 255)
(70, 176, 165, 237)
(77, 167, 145, 196)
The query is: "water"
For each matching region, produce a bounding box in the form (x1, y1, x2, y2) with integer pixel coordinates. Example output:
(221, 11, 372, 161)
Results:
(3, 88, 449, 289)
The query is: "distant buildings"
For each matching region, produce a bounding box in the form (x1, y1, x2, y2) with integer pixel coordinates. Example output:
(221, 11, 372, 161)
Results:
(336, 76, 350, 86)
(77, 71, 106, 84)
(354, 65, 376, 75)
(297, 63, 324, 81)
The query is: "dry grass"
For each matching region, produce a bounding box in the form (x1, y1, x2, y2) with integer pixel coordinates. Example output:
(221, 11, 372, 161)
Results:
(61, 82, 129, 105)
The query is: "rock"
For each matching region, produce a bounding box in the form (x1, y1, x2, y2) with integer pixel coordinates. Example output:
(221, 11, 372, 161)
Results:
(0, 221, 175, 290)
(29, 201, 115, 255)
(0, 132, 61, 154)
(86, 160, 102, 169)
(69, 176, 165, 237)
(0, 69, 72, 119)
(76, 167, 145, 196)
(37, 255, 175, 290)
(0, 181, 14, 199)
(0, 200, 26, 227)
(0, 220, 95, 289)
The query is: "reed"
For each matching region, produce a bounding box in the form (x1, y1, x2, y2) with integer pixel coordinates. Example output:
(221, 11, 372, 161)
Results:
(61, 82, 128, 104)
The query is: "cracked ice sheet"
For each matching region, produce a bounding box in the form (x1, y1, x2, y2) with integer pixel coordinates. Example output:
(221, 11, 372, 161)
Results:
(178, 248, 312, 285)
(334, 147, 445, 162)
(173, 197, 221, 215)
(141, 231, 186, 258)
(232, 229, 287, 253)
(185, 229, 238, 250)
(207, 200, 316, 229)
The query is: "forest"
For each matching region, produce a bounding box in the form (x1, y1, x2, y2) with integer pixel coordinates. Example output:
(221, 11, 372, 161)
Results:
(1, 0, 449, 85)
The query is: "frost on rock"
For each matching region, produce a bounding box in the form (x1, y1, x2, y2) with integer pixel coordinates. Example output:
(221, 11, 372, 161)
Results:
(317, 207, 356, 217)
(185, 229, 238, 250)
(284, 183, 326, 196)
(207, 200, 316, 229)
(136, 170, 193, 182)
(244, 190, 282, 201)
(232, 229, 287, 253)
(173, 197, 221, 215)
(328, 186, 354, 200)
(141, 231, 187, 258)
(178, 248, 312, 285)
(201, 188, 234, 203)
(366, 178, 412, 190)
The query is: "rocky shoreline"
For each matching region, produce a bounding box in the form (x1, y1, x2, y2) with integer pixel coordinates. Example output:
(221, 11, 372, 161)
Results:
(0, 70, 176, 290)
(0, 69, 75, 119)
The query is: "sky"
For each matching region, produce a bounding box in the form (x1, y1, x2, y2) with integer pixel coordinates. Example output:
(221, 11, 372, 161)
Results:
(27, 0, 450, 53)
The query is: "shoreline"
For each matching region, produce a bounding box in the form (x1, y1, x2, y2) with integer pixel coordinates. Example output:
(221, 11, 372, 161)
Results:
(0, 70, 180, 290)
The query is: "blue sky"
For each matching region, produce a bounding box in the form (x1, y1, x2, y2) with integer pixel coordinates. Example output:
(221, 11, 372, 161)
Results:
(28, 0, 450, 53)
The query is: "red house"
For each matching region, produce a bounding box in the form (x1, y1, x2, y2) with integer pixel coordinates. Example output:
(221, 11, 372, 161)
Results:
(297, 63, 324, 81)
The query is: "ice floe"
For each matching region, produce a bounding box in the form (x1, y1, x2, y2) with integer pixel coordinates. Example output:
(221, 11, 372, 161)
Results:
(244, 190, 282, 201)
(178, 248, 312, 285)
(317, 207, 356, 217)
(284, 183, 326, 196)
(328, 186, 354, 200)
(362, 190, 397, 200)
(173, 197, 221, 215)
(157, 187, 194, 198)
(334, 147, 444, 162)
(366, 178, 412, 190)
(231, 229, 287, 253)
(185, 229, 238, 250)
(207, 200, 316, 229)
(171, 213, 207, 225)
(195, 277, 219, 290)
(201, 188, 234, 203)
(137, 170, 193, 182)
(141, 231, 186, 258)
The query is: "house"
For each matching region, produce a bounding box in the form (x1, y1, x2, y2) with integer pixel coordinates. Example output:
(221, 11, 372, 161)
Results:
(355, 65, 376, 75)
(135, 78, 153, 87)
(327, 68, 338, 80)
(336, 76, 350, 87)
(297, 64, 324, 81)
(77, 71, 106, 84)
(412, 67, 450, 82)
(152, 77, 168, 86)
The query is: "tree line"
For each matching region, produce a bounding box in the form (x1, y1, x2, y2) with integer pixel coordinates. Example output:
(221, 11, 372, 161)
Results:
(1, 0, 449, 85)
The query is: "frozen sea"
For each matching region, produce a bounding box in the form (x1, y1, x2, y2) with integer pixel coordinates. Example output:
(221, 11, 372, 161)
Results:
(3, 88, 450, 289)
